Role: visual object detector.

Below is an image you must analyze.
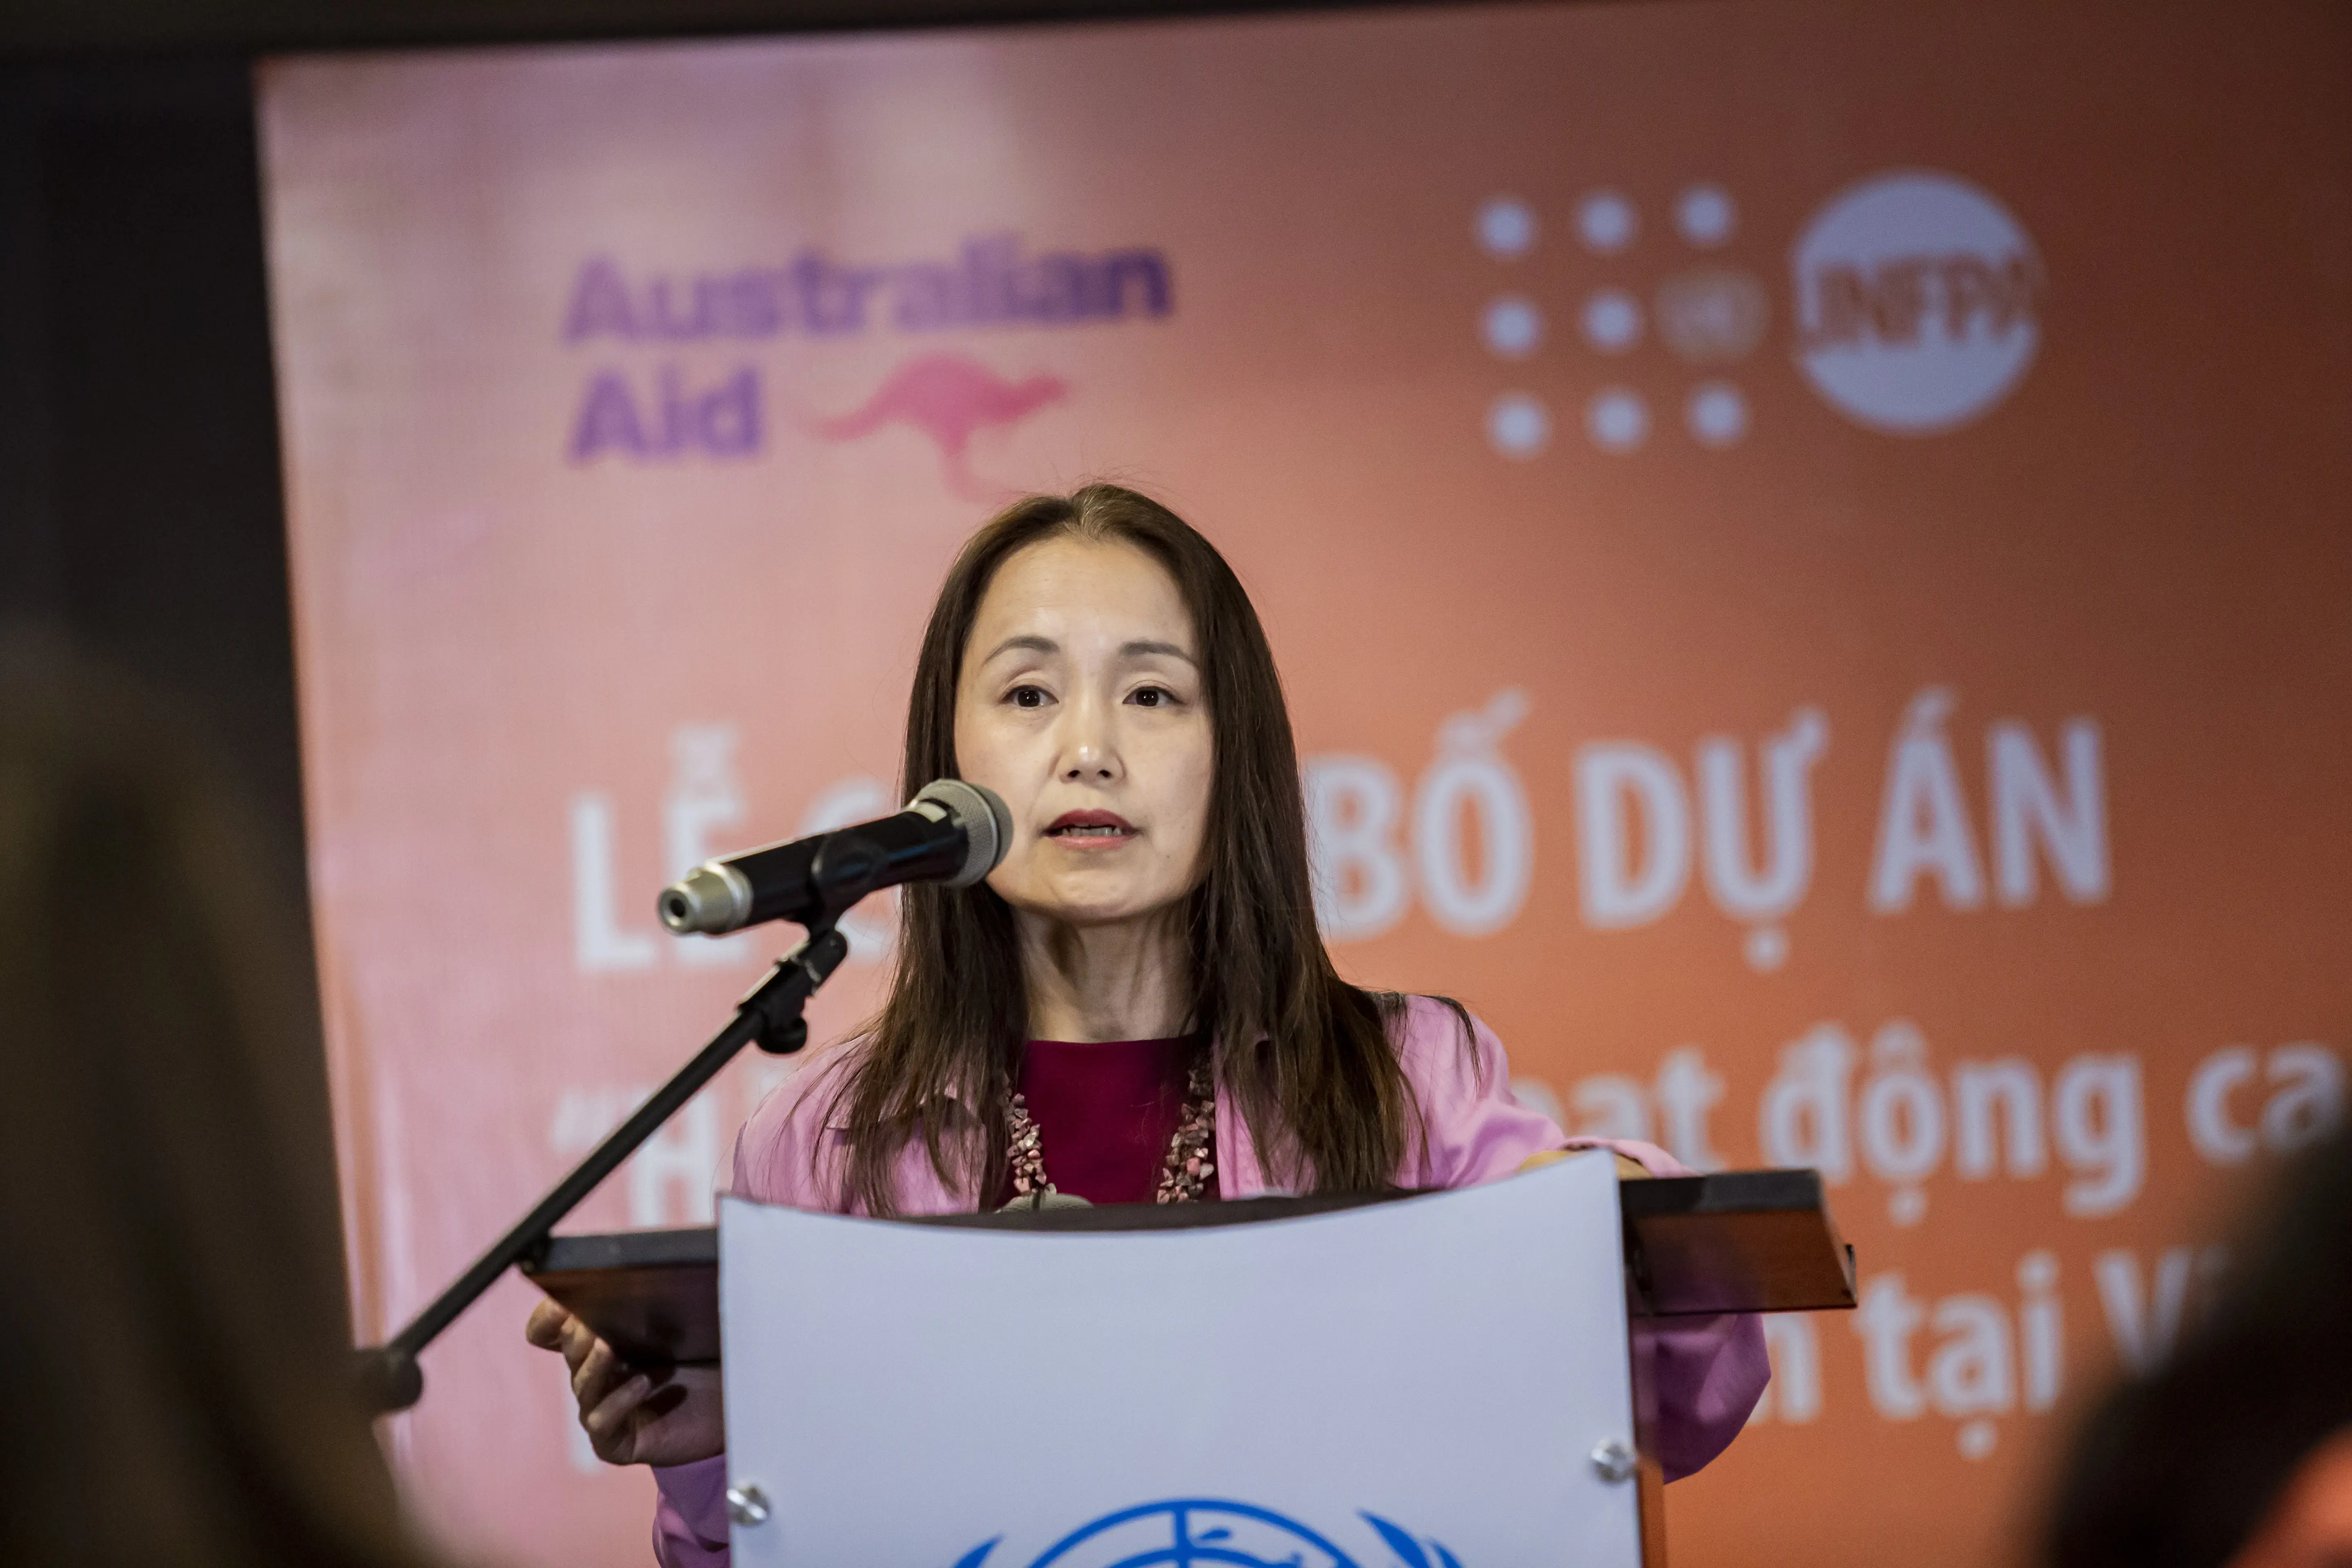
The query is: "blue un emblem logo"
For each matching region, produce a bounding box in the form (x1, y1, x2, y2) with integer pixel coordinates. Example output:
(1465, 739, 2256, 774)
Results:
(950, 1498, 1463, 1568)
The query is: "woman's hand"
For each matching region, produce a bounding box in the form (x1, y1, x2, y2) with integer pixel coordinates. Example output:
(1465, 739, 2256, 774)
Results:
(524, 1299, 725, 1468)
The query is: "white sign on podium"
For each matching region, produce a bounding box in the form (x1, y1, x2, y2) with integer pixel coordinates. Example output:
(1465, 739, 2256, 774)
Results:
(718, 1149, 1642, 1567)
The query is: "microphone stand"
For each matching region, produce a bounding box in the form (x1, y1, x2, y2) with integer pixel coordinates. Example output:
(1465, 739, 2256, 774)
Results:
(354, 922, 849, 1413)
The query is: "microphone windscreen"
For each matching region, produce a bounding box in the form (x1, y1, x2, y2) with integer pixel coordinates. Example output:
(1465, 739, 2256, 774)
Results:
(911, 778, 1013, 886)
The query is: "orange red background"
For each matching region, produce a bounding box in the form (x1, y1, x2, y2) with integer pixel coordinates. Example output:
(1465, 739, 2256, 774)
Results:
(258, 4, 2352, 1564)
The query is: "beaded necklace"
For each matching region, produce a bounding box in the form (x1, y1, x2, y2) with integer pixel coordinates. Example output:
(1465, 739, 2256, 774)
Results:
(1005, 1057, 1216, 1205)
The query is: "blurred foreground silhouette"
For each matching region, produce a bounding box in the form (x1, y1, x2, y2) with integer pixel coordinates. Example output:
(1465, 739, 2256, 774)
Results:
(0, 630, 437, 1568)
(2045, 1122, 2352, 1568)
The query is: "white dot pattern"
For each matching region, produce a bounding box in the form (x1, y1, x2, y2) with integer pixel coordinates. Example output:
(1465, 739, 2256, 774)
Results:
(1585, 388, 1648, 452)
(1477, 198, 1537, 259)
(1482, 295, 1544, 359)
(1675, 184, 1736, 247)
(1476, 182, 1757, 460)
(1580, 288, 1642, 353)
(1576, 190, 1637, 254)
(1687, 382, 1749, 447)
(1486, 393, 1550, 458)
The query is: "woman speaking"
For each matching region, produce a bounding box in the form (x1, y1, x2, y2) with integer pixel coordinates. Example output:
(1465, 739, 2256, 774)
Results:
(528, 484, 1768, 1566)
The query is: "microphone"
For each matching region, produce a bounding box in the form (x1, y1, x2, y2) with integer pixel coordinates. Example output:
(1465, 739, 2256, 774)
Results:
(658, 778, 1013, 935)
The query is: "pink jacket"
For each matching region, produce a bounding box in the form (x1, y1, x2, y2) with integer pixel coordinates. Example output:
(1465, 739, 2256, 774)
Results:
(650, 996, 1769, 1567)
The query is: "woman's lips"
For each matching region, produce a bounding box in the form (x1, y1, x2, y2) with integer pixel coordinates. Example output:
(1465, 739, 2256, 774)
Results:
(1044, 809, 1137, 842)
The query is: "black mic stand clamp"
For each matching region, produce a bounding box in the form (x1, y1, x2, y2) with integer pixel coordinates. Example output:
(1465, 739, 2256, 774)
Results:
(355, 921, 850, 1414)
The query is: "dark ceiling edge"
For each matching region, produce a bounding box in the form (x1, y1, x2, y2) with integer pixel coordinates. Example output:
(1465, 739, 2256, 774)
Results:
(0, 0, 1628, 62)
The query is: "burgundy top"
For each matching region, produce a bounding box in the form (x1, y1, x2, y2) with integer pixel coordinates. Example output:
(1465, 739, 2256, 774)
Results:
(1000, 1035, 1218, 1206)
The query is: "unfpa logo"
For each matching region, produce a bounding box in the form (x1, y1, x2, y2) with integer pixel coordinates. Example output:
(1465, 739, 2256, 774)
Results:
(1470, 167, 2040, 457)
(1793, 170, 2042, 434)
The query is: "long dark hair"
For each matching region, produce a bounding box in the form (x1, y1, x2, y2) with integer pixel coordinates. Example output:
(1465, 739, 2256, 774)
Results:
(827, 484, 1425, 1215)
(0, 631, 434, 1568)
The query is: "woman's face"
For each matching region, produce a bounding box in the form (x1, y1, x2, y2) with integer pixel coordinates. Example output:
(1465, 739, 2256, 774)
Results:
(953, 535, 1212, 929)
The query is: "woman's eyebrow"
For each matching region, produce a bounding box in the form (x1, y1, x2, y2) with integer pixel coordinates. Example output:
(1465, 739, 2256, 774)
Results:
(1121, 639, 1197, 665)
(981, 634, 1058, 664)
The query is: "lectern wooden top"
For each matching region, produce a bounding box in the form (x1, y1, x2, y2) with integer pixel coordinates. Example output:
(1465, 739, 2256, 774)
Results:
(522, 1167, 1854, 1367)
(1621, 1168, 1857, 1316)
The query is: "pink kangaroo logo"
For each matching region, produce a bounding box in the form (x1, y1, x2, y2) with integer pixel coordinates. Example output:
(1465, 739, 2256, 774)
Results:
(807, 353, 1067, 501)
